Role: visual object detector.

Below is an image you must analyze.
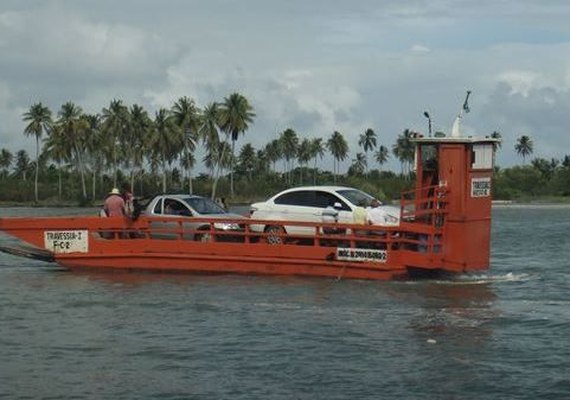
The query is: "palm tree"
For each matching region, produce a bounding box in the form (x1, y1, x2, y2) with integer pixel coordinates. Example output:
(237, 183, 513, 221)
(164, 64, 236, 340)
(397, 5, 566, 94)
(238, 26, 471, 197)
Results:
(310, 138, 325, 185)
(515, 135, 533, 164)
(129, 104, 153, 193)
(14, 150, 30, 181)
(43, 125, 70, 200)
(392, 129, 415, 175)
(83, 114, 104, 199)
(180, 151, 196, 194)
(255, 149, 269, 175)
(349, 153, 367, 176)
(0, 148, 13, 179)
(374, 145, 389, 171)
(151, 108, 181, 192)
(218, 93, 255, 197)
(327, 131, 349, 184)
(200, 102, 226, 199)
(279, 128, 299, 184)
(297, 138, 312, 184)
(23, 102, 52, 202)
(358, 128, 377, 176)
(172, 97, 201, 194)
(264, 139, 282, 172)
(238, 143, 256, 181)
(101, 99, 130, 186)
(57, 102, 89, 199)
(203, 141, 233, 192)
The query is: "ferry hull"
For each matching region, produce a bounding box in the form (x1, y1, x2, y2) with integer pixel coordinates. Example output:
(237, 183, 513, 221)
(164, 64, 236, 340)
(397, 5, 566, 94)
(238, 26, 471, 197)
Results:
(55, 251, 408, 280)
(0, 215, 439, 280)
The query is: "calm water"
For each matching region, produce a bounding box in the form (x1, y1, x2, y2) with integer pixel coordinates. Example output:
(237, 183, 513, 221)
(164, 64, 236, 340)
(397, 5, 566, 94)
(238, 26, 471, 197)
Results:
(1, 206, 569, 400)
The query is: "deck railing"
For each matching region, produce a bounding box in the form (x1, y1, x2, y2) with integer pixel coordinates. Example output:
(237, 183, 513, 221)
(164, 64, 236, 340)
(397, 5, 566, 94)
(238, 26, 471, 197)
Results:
(94, 216, 398, 249)
(92, 186, 449, 257)
(400, 184, 448, 227)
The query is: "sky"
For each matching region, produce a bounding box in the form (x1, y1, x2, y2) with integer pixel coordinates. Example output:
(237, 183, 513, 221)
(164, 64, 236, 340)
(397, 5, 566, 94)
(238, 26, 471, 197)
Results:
(2, 0, 570, 172)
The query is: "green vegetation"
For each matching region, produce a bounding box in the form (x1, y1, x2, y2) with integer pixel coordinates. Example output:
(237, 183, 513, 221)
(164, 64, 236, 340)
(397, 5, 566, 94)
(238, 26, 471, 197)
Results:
(1, 96, 569, 206)
(493, 158, 570, 200)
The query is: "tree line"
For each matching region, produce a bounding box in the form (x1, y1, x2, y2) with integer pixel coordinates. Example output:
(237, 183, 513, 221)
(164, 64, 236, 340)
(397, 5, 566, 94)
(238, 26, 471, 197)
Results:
(0, 94, 415, 204)
(1, 94, 569, 204)
(494, 135, 570, 199)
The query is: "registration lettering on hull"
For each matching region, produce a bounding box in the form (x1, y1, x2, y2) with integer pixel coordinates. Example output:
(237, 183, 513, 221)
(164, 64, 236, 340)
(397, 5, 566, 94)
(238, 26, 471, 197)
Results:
(336, 247, 387, 263)
(44, 230, 88, 253)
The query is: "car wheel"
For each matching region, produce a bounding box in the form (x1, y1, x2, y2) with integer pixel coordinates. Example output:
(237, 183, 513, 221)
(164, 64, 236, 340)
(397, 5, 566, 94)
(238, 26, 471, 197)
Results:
(195, 230, 213, 243)
(265, 225, 285, 245)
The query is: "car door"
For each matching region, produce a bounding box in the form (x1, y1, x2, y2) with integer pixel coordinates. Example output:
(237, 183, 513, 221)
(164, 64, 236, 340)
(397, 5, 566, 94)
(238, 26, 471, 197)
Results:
(272, 190, 320, 234)
(149, 197, 195, 240)
(314, 191, 352, 224)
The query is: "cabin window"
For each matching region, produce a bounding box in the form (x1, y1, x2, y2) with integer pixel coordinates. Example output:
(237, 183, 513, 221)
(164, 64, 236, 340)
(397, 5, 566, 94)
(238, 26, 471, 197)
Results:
(471, 144, 494, 170)
(420, 145, 438, 171)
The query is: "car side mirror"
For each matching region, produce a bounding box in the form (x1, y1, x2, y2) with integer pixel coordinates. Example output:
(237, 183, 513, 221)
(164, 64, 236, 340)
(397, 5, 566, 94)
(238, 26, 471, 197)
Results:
(333, 202, 342, 210)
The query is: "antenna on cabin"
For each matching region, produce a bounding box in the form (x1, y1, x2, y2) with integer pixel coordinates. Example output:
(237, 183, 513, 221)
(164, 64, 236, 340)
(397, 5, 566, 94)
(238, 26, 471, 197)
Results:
(450, 90, 471, 137)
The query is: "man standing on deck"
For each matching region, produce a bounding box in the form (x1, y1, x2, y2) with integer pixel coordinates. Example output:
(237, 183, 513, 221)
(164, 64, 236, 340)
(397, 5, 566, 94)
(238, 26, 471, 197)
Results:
(366, 199, 387, 225)
(121, 184, 135, 217)
(103, 188, 126, 217)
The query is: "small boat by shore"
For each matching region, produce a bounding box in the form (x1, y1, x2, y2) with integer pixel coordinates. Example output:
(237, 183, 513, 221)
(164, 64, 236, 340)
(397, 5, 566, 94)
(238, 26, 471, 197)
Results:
(492, 200, 513, 205)
(0, 136, 499, 280)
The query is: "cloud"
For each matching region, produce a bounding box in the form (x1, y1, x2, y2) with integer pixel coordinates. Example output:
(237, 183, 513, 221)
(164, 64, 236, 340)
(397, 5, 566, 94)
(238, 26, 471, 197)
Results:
(410, 44, 431, 53)
(482, 82, 570, 164)
(2, 0, 570, 171)
(496, 71, 541, 96)
(0, 3, 183, 104)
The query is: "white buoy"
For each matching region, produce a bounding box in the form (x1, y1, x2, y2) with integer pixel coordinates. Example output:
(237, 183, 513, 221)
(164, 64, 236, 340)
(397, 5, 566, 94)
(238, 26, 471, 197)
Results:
(427, 338, 437, 344)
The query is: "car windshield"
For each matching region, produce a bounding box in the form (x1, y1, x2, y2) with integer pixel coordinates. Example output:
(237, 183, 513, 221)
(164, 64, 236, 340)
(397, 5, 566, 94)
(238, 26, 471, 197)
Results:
(184, 197, 226, 215)
(336, 189, 375, 207)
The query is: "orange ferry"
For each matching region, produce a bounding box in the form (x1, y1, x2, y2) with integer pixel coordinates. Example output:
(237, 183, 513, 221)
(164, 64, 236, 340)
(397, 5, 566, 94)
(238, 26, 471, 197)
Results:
(0, 136, 498, 280)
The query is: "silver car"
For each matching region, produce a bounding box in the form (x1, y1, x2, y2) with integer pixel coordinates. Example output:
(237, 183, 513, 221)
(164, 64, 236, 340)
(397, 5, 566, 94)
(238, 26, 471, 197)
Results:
(144, 194, 243, 242)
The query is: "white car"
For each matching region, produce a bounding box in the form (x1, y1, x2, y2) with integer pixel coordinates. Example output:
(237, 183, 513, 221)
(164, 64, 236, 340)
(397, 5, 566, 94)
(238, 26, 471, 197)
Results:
(249, 186, 400, 239)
